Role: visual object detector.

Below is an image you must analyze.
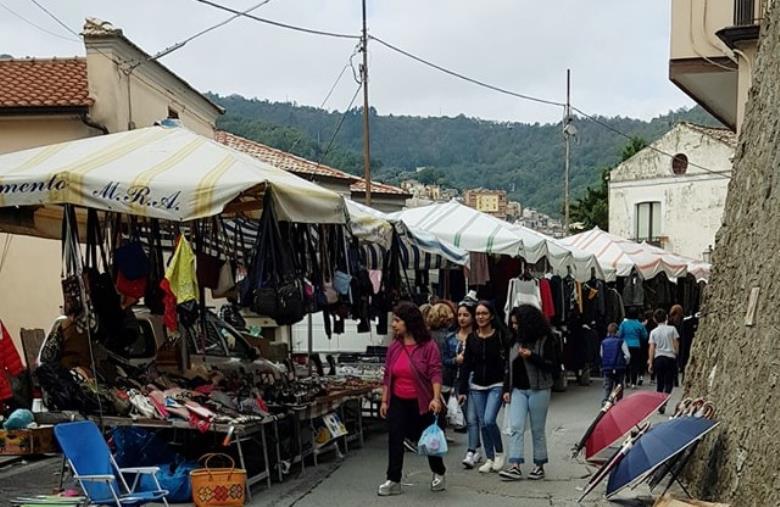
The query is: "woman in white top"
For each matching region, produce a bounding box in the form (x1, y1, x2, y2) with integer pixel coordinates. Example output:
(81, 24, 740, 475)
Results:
(647, 308, 680, 413)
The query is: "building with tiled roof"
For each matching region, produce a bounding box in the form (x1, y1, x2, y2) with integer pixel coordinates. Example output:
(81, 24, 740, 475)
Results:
(0, 57, 93, 109)
(215, 130, 409, 211)
(609, 122, 735, 260)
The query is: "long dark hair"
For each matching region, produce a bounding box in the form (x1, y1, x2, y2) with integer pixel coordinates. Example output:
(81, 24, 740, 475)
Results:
(393, 301, 432, 343)
(509, 304, 552, 344)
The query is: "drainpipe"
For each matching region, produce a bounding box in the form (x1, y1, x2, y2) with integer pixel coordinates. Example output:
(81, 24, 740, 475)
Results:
(80, 111, 109, 135)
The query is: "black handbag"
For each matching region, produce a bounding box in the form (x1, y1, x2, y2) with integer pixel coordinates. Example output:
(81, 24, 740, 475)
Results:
(144, 219, 166, 315)
(60, 206, 89, 327)
(85, 210, 123, 339)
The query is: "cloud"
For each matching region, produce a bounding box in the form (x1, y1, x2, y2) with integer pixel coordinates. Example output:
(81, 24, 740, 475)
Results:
(0, 0, 694, 124)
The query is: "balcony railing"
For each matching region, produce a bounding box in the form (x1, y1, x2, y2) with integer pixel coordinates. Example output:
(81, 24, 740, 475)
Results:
(734, 0, 759, 25)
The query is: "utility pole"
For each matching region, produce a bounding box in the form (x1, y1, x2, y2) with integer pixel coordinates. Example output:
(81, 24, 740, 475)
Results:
(360, 0, 372, 205)
(563, 69, 571, 232)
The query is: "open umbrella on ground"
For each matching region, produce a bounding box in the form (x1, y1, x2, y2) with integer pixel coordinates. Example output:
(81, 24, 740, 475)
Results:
(586, 391, 669, 461)
(605, 416, 720, 500)
(572, 384, 623, 458)
(577, 423, 650, 502)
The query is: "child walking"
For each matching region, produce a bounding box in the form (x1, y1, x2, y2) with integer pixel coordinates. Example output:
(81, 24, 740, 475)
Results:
(600, 323, 630, 405)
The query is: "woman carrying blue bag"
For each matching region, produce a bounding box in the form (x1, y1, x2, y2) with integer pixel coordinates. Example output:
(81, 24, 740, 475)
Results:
(378, 302, 446, 497)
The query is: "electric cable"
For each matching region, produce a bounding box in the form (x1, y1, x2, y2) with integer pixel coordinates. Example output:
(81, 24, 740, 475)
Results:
(1, 1, 80, 42)
(318, 83, 363, 164)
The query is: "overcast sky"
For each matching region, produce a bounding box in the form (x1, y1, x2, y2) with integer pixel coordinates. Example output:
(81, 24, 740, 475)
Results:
(0, 0, 693, 124)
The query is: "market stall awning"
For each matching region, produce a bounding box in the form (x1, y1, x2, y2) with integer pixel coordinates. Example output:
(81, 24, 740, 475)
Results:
(0, 124, 346, 224)
(639, 242, 711, 283)
(345, 199, 469, 268)
(561, 227, 689, 281)
(389, 200, 604, 281)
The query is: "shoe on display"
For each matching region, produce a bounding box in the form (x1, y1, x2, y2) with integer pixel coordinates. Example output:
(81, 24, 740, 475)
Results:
(499, 466, 522, 481)
(492, 453, 505, 472)
(431, 473, 446, 492)
(378, 480, 402, 496)
(478, 459, 495, 473)
(528, 465, 545, 480)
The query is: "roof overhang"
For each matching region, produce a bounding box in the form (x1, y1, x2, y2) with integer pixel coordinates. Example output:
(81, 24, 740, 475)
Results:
(716, 24, 761, 50)
(669, 57, 738, 132)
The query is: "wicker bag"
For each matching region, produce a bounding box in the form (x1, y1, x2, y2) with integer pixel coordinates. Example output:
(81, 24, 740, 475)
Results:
(190, 453, 246, 507)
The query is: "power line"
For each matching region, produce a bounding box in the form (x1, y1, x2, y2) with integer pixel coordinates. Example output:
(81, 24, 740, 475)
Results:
(1, 1, 80, 42)
(368, 35, 566, 108)
(319, 83, 363, 164)
(148, 0, 274, 63)
(28, 0, 80, 38)
(571, 106, 731, 179)
(191, 0, 360, 40)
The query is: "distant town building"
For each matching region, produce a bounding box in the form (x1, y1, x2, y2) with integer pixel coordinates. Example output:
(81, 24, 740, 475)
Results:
(505, 201, 524, 222)
(516, 208, 565, 238)
(608, 122, 735, 260)
(463, 188, 508, 219)
(402, 179, 459, 208)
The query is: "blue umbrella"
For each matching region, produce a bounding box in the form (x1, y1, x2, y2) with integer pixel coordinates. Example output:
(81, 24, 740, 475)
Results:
(606, 416, 719, 499)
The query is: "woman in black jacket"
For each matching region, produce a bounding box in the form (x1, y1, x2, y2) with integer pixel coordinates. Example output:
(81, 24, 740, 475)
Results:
(458, 301, 508, 474)
(499, 305, 557, 481)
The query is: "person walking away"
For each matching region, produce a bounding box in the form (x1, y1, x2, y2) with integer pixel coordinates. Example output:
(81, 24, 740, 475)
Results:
(668, 305, 684, 387)
(499, 305, 557, 481)
(447, 301, 483, 468)
(600, 323, 630, 404)
(618, 308, 648, 388)
(378, 302, 446, 496)
(647, 308, 679, 414)
(459, 301, 507, 474)
(643, 310, 657, 384)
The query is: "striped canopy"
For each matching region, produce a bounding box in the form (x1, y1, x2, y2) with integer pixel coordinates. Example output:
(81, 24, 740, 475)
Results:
(639, 242, 711, 283)
(0, 124, 346, 224)
(390, 200, 605, 282)
(560, 227, 699, 281)
(346, 199, 469, 268)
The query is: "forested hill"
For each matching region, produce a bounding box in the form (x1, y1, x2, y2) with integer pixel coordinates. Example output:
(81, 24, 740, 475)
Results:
(209, 93, 721, 216)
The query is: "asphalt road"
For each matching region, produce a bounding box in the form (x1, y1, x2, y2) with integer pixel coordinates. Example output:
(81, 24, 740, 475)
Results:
(0, 380, 682, 506)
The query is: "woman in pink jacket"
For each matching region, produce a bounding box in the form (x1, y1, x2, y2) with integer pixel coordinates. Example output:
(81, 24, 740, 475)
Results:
(378, 301, 445, 496)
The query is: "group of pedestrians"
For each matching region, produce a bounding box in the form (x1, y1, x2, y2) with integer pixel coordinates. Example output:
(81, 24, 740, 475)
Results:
(601, 307, 682, 412)
(378, 298, 556, 496)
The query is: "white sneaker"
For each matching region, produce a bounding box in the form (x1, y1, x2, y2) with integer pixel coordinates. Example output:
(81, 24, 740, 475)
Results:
(462, 450, 481, 469)
(431, 473, 446, 492)
(478, 459, 495, 473)
(377, 480, 402, 496)
(492, 453, 505, 472)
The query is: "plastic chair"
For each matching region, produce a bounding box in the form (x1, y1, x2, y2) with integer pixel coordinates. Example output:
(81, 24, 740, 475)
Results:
(53, 421, 169, 506)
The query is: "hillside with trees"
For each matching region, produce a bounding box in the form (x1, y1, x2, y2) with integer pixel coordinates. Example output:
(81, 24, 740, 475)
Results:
(209, 93, 721, 216)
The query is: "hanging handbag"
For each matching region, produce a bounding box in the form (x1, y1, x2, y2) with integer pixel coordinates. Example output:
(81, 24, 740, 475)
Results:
(84, 209, 123, 339)
(144, 219, 166, 315)
(213, 220, 238, 298)
(114, 217, 150, 281)
(60, 206, 90, 330)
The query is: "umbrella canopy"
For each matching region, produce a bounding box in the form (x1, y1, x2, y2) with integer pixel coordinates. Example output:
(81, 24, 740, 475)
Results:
(0, 124, 346, 224)
(561, 227, 688, 281)
(586, 391, 669, 460)
(606, 416, 719, 498)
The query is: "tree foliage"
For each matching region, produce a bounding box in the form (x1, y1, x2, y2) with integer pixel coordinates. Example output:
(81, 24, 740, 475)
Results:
(209, 93, 720, 215)
(569, 136, 648, 231)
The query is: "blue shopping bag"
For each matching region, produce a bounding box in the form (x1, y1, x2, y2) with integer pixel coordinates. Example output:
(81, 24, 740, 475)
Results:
(417, 416, 448, 457)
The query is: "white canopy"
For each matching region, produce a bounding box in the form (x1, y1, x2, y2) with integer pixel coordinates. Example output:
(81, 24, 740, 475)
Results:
(561, 227, 692, 281)
(639, 242, 711, 283)
(389, 200, 605, 282)
(345, 199, 469, 267)
(0, 124, 346, 224)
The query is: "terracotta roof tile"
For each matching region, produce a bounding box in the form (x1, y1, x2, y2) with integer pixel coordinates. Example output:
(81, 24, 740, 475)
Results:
(0, 58, 93, 109)
(216, 130, 409, 196)
(215, 130, 356, 181)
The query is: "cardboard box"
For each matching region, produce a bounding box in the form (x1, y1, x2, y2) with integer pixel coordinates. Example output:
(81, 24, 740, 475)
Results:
(0, 426, 58, 455)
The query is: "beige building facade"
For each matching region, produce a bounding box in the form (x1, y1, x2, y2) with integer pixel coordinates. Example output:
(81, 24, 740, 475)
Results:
(670, 0, 769, 132)
(0, 19, 222, 351)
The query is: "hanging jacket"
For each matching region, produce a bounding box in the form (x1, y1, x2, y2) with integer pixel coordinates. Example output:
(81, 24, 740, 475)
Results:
(0, 321, 24, 401)
(600, 336, 630, 373)
(622, 272, 645, 307)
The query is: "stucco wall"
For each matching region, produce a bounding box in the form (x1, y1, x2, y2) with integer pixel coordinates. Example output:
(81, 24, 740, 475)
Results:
(609, 124, 733, 260)
(0, 116, 98, 154)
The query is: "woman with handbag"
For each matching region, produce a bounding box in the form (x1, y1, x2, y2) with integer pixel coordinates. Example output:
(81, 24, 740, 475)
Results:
(458, 301, 508, 474)
(378, 301, 446, 496)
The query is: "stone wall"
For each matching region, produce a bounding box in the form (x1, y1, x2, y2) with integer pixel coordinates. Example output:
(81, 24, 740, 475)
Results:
(683, 3, 780, 504)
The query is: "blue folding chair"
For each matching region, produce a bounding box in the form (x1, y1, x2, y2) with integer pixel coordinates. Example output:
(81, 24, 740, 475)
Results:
(54, 421, 169, 506)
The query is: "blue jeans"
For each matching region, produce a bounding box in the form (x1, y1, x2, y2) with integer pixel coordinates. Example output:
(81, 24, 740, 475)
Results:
(508, 388, 551, 466)
(469, 387, 504, 459)
(465, 394, 481, 451)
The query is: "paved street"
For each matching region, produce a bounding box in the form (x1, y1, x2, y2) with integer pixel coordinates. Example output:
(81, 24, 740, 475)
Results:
(0, 381, 681, 506)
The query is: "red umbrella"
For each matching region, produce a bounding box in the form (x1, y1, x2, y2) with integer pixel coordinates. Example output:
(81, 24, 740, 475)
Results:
(585, 391, 669, 461)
